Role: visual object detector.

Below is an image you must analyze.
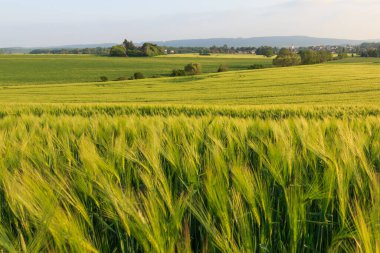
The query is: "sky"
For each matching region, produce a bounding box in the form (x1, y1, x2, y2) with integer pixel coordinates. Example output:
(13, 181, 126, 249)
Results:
(1, 0, 380, 47)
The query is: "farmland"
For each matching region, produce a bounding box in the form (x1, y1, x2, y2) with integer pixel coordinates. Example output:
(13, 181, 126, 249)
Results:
(0, 54, 272, 85)
(0, 59, 380, 105)
(0, 55, 379, 252)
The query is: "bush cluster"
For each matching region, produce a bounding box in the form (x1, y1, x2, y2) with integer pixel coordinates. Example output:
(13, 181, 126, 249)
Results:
(171, 63, 202, 76)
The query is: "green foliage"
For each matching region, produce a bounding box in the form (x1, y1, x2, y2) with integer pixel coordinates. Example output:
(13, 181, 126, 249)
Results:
(0, 107, 379, 252)
(171, 69, 186, 77)
(29, 47, 110, 55)
(199, 50, 211, 56)
(126, 49, 145, 57)
(337, 53, 349, 60)
(141, 43, 164, 57)
(99, 76, 108, 82)
(112, 40, 163, 57)
(273, 48, 301, 67)
(133, 72, 145, 79)
(109, 45, 126, 57)
(0, 54, 272, 85)
(114, 76, 129, 81)
(123, 39, 136, 50)
(1, 59, 380, 104)
(359, 42, 380, 57)
(217, 64, 228, 72)
(184, 63, 202, 75)
(248, 64, 264, 69)
(256, 46, 275, 57)
(299, 49, 333, 65)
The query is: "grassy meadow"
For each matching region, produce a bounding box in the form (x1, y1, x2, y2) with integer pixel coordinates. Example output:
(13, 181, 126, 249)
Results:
(0, 61, 380, 105)
(0, 54, 271, 85)
(0, 55, 379, 252)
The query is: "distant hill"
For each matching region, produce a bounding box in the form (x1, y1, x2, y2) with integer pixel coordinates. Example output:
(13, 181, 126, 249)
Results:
(50, 43, 117, 49)
(3, 37, 377, 54)
(0, 43, 116, 54)
(151, 36, 366, 47)
(0, 47, 33, 54)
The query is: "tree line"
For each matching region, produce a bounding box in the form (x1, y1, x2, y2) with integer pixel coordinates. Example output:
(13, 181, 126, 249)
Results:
(273, 48, 334, 67)
(24, 39, 380, 60)
(161, 45, 277, 56)
(360, 43, 380, 57)
(110, 40, 164, 57)
(30, 48, 110, 55)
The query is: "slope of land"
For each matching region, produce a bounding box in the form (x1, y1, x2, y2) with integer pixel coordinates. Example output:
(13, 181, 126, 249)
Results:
(152, 35, 365, 47)
(0, 54, 271, 85)
(1, 58, 380, 105)
(0, 56, 379, 252)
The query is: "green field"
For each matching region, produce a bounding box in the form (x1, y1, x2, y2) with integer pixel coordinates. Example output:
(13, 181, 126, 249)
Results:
(0, 107, 379, 252)
(0, 56, 379, 252)
(0, 59, 380, 105)
(0, 54, 271, 85)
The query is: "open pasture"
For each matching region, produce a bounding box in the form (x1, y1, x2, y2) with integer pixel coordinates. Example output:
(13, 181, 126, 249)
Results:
(0, 54, 272, 85)
(0, 61, 380, 105)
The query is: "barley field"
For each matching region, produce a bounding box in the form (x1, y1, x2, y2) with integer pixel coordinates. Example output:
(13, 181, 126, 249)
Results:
(1, 60, 380, 105)
(0, 56, 379, 252)
(0, 105, 379, 252)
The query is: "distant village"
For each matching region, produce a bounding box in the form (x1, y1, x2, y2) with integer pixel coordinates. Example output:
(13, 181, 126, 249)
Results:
(162, 44, 359, 56)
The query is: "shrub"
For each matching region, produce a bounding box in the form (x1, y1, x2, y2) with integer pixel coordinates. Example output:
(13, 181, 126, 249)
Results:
(199, 51, 211, 56)
(127, 49, 145, 57)
(133, 72, 145, 79)
(273, 54, 301, 67)
(273, 48, 301, 67)
(109, 45, 126, 57)
(100, 76, 108, 82)
(336, 53, 349, 60)
(299, 50, 333, 65)
(248, 64, 264, 70)
(184, 63, 202, 75)
(114, 76, 129, 81)
(255, 46, 275, 57)
(141, 43, 164, 57)
(171, 69, 186, 77)
(217, 65, 229, 72)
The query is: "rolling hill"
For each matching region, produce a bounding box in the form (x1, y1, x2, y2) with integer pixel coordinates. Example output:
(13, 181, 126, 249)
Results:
(152, 36, 366, 47)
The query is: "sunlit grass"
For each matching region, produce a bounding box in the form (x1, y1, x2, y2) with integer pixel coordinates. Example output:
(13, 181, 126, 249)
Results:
(0, 54, 272, 85)
(0, 106, 379, 252)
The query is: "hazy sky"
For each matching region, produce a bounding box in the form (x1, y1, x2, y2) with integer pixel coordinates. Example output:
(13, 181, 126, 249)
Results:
(1, 0, 380, 47)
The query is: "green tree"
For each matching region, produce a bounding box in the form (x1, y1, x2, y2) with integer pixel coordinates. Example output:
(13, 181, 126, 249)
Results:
(141, 43, 163, 57)
(109, 45, 126, 57)
(184, 63, 202, 75)
(99, 76, 108, 82)
(171, 69, 186, 77)
(217, 64, 229, 72)
(273, 48, 301, 67)
(133, 72, 145, 79)
(299, 50, 333, 65)
(123, 39, 136, 50)
(256, 46, 275, 57)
